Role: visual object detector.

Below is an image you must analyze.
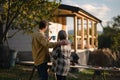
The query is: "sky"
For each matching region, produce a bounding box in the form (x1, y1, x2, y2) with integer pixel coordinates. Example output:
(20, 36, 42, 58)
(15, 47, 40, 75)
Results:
(61, 0, 120, 31)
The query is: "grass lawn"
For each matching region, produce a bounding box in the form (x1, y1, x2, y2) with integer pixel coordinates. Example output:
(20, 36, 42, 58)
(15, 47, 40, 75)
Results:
(0, 64, 119, 80)
(0, 65, 38, 80)
(0, 64, 93, 80)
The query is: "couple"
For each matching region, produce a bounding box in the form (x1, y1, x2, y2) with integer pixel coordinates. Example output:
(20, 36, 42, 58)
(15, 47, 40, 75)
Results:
(32, 20, 71, 80)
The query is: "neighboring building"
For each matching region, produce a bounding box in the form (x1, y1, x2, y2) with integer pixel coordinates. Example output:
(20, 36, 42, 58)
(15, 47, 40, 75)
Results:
(8, 4, 102, 65)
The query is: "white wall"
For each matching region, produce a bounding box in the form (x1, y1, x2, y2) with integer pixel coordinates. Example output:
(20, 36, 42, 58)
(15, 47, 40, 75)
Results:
(49, 22, 62, 42)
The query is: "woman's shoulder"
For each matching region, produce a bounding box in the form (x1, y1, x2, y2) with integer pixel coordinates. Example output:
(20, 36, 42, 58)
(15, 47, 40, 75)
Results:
(61, 42, 71, 49)
(66, 40, 71, 46)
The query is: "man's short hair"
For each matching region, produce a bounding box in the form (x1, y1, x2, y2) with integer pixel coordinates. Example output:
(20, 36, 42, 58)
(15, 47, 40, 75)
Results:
(39, 20, 48, 29)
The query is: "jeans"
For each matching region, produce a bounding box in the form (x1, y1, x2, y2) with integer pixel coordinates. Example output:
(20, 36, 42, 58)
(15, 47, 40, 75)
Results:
(36, 62, 48, 80)
(56, 75, 66, 80)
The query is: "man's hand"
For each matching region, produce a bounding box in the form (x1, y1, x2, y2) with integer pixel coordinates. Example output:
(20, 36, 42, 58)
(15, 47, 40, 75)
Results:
(48, 36, 52, 40)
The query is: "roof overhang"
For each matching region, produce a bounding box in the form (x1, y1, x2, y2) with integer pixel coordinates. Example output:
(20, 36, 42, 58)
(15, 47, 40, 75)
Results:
(58, 4, 102, 23)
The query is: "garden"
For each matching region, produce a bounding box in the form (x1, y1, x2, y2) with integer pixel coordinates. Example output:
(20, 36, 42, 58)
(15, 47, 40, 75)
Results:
(0, 0, 120, 80)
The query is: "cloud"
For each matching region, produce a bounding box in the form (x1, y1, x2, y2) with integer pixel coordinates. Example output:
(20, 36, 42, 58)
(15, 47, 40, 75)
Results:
(62, 0, 110, 21)
(61, 0, 111, 31)
(61, 0, 80, 7)
(106, 0, 117, 1)
(81, 4, 110, 20)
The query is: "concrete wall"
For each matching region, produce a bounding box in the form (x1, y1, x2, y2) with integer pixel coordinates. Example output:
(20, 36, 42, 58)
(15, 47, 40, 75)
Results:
(76, 50, 90, 65)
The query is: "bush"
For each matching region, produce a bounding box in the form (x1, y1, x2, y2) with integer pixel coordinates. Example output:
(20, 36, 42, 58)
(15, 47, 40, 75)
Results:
(88, 48, 117, 67)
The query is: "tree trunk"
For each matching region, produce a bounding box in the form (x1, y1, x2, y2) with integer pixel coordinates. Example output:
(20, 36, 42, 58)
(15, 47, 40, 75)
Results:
(0, 20, 3, 44)
(0, 20, 10, 68)
(0, 45, 10, 69)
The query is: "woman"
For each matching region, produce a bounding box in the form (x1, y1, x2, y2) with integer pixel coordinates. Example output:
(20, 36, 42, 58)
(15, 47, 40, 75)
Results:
(51, 30, 71, 80)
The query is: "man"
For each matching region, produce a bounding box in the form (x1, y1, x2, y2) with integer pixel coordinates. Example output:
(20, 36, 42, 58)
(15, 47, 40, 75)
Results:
(32, 20, 67, 80)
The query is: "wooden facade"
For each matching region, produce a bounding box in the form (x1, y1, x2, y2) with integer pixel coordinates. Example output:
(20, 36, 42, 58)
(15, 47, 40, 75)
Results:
(54, 4, 101, 52)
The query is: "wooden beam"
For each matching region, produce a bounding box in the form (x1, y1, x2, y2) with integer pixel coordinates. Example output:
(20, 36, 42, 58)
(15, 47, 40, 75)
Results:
(94, 23, 98, 48)
(78, 11, 101, 23)
(91, 21, 95, 48)
(74, 16, 77, 52)
(81, 17, 84, 49)
(57, 14, 76, 17)
(86, 19, 90, 48)
(62, 17, 66, 30)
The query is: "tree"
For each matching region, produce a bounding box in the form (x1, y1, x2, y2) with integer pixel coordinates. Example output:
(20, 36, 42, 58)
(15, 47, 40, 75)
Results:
(98, 15, 120, 51)
(0, 0, 61, 45)
(111, 15, 120, 50)
(0, 0, 61, 68)
(98, 15, 120, 67)
(112, 15, 120, 29)
(98, 26, 115, 49)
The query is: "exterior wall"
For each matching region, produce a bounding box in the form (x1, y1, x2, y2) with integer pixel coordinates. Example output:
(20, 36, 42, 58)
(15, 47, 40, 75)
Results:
(7, 30, 32, 52)
(49, 22, 62, 42)
(76, 50, 89, 65)
(75, 49, 95, 65)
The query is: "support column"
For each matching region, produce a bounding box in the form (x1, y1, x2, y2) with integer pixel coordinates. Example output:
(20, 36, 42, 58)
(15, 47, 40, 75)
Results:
(62, 17, 66, 30)
(91, 21, 95, 48)
(86, 19, 90, 49)
(57, 17, 62, 25)
(74, 16, 77, 52)
(81, 17, 84, 49)
(94, 23, 98, 48)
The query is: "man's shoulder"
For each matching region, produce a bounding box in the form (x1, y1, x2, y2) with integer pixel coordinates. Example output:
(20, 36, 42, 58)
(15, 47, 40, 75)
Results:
(32, 32, 41, 36)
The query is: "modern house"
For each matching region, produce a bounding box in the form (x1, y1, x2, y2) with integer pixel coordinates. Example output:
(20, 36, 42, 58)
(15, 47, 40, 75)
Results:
(8, 4, 102, 65)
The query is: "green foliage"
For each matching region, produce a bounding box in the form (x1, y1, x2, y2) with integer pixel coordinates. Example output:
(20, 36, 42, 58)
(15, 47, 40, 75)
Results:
(98, 27, 114, 49)
(112, 15, 120, 28)
(0, 65, 94, 80)
(0, 0, 61, 43)
(98, 34, 112, 49)
(68, 34, 74, 43)
(98, 15, 120, 51)
(112, 32, 120, 50)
